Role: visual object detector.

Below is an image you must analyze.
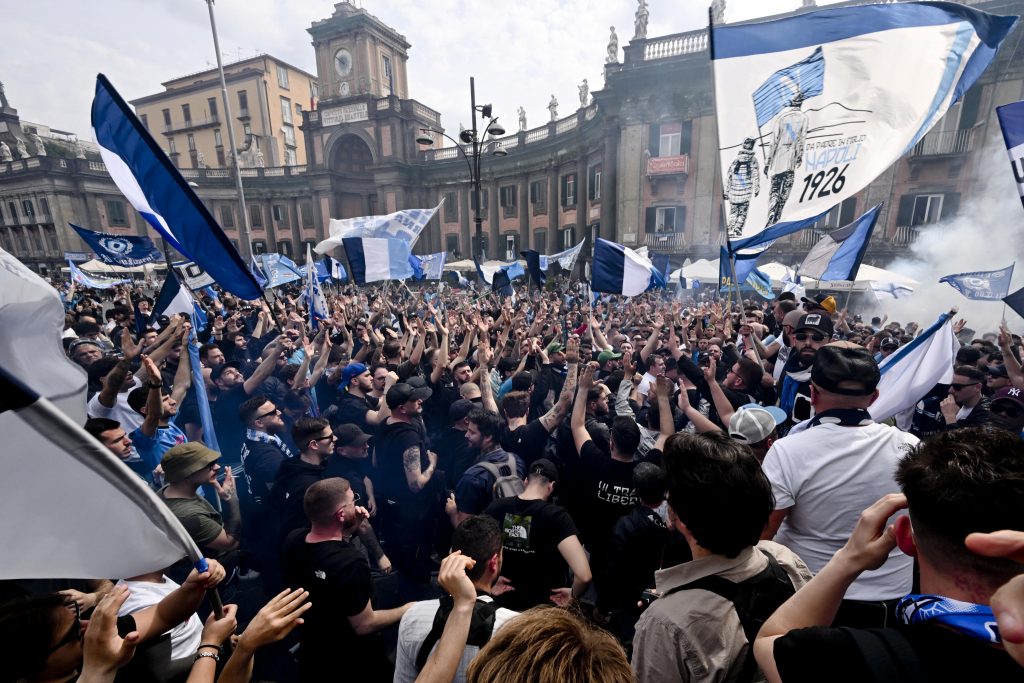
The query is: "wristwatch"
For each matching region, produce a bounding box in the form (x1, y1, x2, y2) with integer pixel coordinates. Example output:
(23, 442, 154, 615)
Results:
(148, 383, 163, 389)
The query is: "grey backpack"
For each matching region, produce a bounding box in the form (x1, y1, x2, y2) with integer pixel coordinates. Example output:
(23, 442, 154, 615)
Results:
(478, 453, 525, 500)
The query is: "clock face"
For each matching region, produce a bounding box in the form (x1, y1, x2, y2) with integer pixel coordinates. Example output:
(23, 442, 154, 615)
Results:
(334, 48, 353, 78)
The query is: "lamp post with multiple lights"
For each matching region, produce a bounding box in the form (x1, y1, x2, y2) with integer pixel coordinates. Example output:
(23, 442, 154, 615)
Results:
(416, 77, 506, 263)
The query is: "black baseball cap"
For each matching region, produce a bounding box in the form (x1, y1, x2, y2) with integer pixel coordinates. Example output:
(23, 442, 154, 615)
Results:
(811, 346, 880, 396)
(528, 458, 559, 483)
(386, 382, 433, 409)
(211, 360, 242, 382)
(334, 423, 372, 448)
(880, 337, 900, 351)
(795, 313, 834, 337)
(449, 398, 476, 423)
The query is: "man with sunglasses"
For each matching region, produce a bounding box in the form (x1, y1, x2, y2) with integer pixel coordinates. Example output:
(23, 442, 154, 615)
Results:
(271, 417, 336, 545)
(777, 313, 833, 429)
(762, 346, 917, 628)
(940, 365, 992, 431)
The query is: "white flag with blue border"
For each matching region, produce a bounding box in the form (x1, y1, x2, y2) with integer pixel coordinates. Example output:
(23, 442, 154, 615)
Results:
(316, 201, 443, 255)
(712, 2, 1017, 250)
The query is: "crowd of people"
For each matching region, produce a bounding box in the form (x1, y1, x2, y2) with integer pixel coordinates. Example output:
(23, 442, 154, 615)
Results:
(3, 275, 1024, 682)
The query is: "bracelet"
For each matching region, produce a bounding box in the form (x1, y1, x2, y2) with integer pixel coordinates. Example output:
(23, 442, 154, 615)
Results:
(194, 651, 220, 663)
(198, 643, 222, 652)
(148, 383, 163, 389)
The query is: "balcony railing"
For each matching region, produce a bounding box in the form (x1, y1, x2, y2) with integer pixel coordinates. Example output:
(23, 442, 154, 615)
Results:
(910, 127, 976, 157)
(643, 231, 687, 250)
(643, 29, 709, 61)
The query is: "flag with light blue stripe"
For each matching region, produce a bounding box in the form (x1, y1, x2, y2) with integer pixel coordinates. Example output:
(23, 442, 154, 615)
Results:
(343, 237, 413, 284)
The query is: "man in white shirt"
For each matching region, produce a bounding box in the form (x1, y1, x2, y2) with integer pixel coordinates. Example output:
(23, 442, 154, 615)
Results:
(762, 344, 918, 628)
(394, 516, 518, 683)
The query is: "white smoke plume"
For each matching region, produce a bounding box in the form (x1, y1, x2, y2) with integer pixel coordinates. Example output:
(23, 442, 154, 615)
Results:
(870, 143, 1024, 336)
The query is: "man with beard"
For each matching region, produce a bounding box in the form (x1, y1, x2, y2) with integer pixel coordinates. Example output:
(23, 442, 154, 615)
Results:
(127, 354, 191, 471)
(449, 409, 526, 527)
(940, 365, 992, 430)
(778, 313, 833, 429)
(337, 362, 396, 434)
(675, 347, 763, 430)
(283, 478, 414, 682)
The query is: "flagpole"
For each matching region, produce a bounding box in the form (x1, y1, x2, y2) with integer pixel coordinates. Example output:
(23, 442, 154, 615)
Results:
(205, 0, 254, 263)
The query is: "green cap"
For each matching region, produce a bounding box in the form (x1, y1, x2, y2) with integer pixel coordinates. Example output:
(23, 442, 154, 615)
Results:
(161, 442, 219, 484)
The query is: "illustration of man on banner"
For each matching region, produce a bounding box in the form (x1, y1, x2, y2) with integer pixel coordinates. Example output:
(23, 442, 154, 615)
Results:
(764, 91, 808, 226)
(724, 137, 760, 237)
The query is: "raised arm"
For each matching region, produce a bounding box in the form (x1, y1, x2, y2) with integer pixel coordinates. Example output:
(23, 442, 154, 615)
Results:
(169, 330, 193, 405)
(138, 357, 163, 439)
(590, 314, 611, 352)
(242, 341, 283, 395)
(639, 315, 663, 363)
(652, 375, 675, 451)
(1000, 324, 1024, 389)
(430, 316, 449, 385)
(571, 363, 598, 454)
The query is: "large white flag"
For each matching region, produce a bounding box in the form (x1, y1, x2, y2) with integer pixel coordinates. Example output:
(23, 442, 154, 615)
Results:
(711, 2, 1017, 250)
(0, 249, 201, 579)
(316, 201, 443, 255)
(868, 312, 959, 423)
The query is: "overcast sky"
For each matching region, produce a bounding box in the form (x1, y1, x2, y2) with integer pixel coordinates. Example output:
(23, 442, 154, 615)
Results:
(1, 0, 839, 145)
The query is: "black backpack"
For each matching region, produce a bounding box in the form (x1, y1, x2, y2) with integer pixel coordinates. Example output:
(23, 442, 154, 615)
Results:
(661, 549, 796, 683)
(415, 593, 500, 672)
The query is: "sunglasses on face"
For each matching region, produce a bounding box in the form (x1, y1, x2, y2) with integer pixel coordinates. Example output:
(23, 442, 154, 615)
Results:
(794, 332, 826, 343)
(48, 603, 82, 654)
(254, 407, 281, 420)
(949, 383, 979, 391)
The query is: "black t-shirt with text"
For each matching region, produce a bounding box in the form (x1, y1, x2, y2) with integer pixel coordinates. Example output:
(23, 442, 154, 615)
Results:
(566, 440, 638, 556)
(484, 496, 578, 612)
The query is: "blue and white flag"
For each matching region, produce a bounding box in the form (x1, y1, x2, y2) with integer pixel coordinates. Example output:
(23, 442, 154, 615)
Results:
(1004, 285, 1024, 320)
(720, 247, 765, 290)
(940, 264, 1015, 300)
(68, 259, 129, 290)
(91, 75, 262, 300)
(747, 267, 774, 299)
(782, 268, 807, 301)
(712, 3, 1017, 248)
(445, 269, 470, 288)
(799, 204, 882, 281)
(523, 250, 546, 288)
(651, 253, 672, 282)
(257, 253, 303, 288)
(872, 280, 915, 301)
(869, 312, 959, 422)
(305, 243, 331, 330)
(250, 258, 268, 288)
(996, 100, 1024, 211)
(342, 237, 414, 284)
(329, 257, 348, 282)
(153, 270, 199, 322)
(312, 260, 331, 283)
(548, 240, 586, 272)
(315, 201, 443, 255)
(70, 224, 163, 267)
(591, 238, 663, 296)
(413, 251, 448, 280)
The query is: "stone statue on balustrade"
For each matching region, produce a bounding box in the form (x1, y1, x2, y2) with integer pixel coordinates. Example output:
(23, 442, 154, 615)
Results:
(74, 142, 87, 159)
(711, 0, 726, 24)
(30, 132, 46, 157)
(634, 0, 649, 40)
(0, 81, 8, 109)
(196, 150, 207, 168)
(15, 138, 29, 159)
(517, 107, 527, 132)
(0, 141, 12, 163)
(607, 27, 619, 63)
(578, 79, 589, 107)
(548, 95, 558, 122)
(254, 148, 265, 168)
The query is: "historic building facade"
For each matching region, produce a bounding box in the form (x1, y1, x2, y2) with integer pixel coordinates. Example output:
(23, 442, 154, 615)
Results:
(1, 0, 1022, 277)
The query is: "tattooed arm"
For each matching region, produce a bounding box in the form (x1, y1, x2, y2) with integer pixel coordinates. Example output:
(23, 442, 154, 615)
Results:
(403, 445, 437, 493)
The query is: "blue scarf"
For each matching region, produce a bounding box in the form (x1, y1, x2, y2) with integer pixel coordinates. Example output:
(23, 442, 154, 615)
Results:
(245, 428, 294, 459)
(897, 594, 1000, 644)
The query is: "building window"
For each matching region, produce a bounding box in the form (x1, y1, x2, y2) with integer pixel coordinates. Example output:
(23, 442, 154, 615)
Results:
(208, 97, 218, 120)
(282, 125, 296, 146)
(588, 165, 602, 201)
(470, 189, 489, 212)
(560, 174, 577, 207)
(141, 114, 149, 131)
(445, 233, 460, 257)
(252, 239, 267, 255)
(249, 204, 263, 228)
(659, 127, 680, 157)
(44, 225, 59, 252)
(214, 129, 223, 147)
(280, 97, 293, 125)
(504, 233, 518, 261)
(40, 197, 50, 216)
(561, 226, 575, 250)
(650, 121, 693, 157)
(272, 205, 288, 225)
(644, 205, 685, 233)
(28, 226, 43, 252)
(187, 134, 196, 151)
(8, 202, 17, 219)
(168, 138, 177, 154)
(106, 200, 128, 227)
(300, 202, 314, 228)
(912, 194, 944, 225)
(22, 200, 34, 217)
(238, 90, 249, 115)
(277, 65, 289, 89)
(162, 109, 171, 128)
(284, 148, 297, 166)
(530, 180, 547, 214)
(216, 148, 226, 166)
(219, 205, 235, 228)
(534, 230, 546, 253)
(444, 192, 458, 222)
(382, 55, 394, 95)
(181, 104, 191, 127)
(189, 150, 199, 167)
(278, 240, 292, 256)
(500, 185, 517, 218)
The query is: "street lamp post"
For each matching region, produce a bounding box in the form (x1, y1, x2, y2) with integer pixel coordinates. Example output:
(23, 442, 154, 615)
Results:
(416, 77, 506, 263)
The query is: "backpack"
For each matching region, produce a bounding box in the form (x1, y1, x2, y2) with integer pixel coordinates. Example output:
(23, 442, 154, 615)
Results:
(478, 453, 525, 500)
(415, 593, 500, 672)
(661, 549, 796, 683)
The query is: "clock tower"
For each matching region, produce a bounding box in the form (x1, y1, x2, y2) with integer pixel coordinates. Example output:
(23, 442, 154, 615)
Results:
(308, 1, 410, 100)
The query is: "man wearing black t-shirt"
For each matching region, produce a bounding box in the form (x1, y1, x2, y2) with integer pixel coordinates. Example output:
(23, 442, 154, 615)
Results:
(209, 346, 281, 464)
(283, 478, 413, 682)
(570, 363, 643, 600)
(484, 459, 591, 611)
(754, 428, 1024, 682)
(336, 362, 395, 434)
